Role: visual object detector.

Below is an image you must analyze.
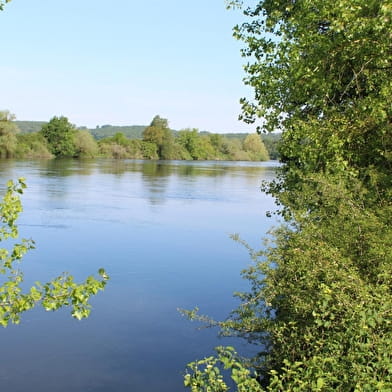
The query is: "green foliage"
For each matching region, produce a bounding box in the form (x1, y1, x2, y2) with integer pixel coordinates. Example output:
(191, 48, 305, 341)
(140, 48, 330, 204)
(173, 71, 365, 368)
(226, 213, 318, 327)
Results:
(0, 111, 18, 158)
(185, 347, 262, 392)
(140, 140, 159, 159)
(177, 129, 204, 160)
(99, 142, 128, 159)
(176, 128, 270, 161)
(0, 178, 108, 326)
(98, 132, 159, 159)
(260, 133, 280, 160)
(243, 134, 269, 161)
(177, 129, 220, 160)
(40, 116, 77, 158)
(8, 116, 276, 161)
(185, 0, 392, 390)
(15, 133, 52, 159)
(13, 119, 279, 160)
(232, 0, 392, 211)
(143, 115, 175, 159)
(74, 130, 98, 158)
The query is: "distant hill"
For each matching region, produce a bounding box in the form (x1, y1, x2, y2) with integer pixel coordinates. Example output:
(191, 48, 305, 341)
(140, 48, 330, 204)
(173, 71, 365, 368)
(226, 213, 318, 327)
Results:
(89, 125, 147, 140)
(199, 131, 248, 140)
(14, 121, 47, 133)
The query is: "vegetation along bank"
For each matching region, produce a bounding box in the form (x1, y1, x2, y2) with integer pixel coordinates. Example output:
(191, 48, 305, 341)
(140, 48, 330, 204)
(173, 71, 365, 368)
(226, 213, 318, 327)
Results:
(0, 112, 280, 161)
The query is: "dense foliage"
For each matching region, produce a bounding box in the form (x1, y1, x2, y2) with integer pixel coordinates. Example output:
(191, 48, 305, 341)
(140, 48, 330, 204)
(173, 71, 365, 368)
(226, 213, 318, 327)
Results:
(0, 179, 108, 326)
(185, 0, 392, 390)
(5, 116, 273, 161)
(40, 116, 78, 157)
(0, 111, 18, 158)
(14, 120, 280, 160)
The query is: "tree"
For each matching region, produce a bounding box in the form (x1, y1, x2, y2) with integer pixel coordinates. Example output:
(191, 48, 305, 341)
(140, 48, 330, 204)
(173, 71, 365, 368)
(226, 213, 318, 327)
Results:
(177, 129, 205, 160)
(74, 130, 98, 158)
(15, 132, 53, 159)
(40, 116, 77, 158)
(242, 133, 269, 161)
(142, 115, 175, 159)
(0, 178, 108, 326)
(0, 110, 18, 158)
(185, 0, 392, 390)
(142, 115, 169, 147)
(231, 0, 392, 213)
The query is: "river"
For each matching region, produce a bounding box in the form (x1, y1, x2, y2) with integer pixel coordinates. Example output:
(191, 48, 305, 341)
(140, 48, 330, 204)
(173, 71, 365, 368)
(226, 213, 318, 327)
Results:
(0, 159, 278, 392)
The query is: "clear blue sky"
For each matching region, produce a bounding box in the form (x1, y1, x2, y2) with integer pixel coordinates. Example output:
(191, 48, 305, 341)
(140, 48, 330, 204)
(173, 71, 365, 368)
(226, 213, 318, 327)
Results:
(0, 0, 257, 133)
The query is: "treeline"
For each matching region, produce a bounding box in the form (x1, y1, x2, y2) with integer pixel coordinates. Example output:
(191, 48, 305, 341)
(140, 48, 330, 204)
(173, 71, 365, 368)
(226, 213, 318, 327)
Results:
(2, 113, 278, 161)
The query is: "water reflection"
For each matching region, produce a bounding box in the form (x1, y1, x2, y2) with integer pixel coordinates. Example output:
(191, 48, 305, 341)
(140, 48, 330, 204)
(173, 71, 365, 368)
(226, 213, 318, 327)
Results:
(0, 159, 278, 207)
(38, 159, 94, 177)
(139, 162, 170, 206)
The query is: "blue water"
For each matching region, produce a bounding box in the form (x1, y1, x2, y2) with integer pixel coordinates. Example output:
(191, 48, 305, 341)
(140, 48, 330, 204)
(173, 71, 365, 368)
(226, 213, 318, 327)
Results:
(0, 159, 278, 391)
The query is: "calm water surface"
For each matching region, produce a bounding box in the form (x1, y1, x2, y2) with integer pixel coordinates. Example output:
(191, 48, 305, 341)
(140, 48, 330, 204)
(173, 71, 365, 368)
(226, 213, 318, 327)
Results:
(0, 159, 278, 392)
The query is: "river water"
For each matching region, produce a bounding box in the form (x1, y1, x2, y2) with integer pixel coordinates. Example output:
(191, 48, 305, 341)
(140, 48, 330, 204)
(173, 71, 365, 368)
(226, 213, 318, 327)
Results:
(0, 159, 278, 392)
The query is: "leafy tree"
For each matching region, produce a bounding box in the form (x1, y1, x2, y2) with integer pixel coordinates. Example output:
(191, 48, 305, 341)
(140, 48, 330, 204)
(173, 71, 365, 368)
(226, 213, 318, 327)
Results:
(15, 133, 52, 159)
(142, 115, 169, 146)
(207, 134, 231, 160)
(198, 136, 218, 160)
(142, 115, 175, 159)
(185, 0, 392, 390)
(99, 142, 128, 159)
(0, 178, 108, 326)
(0, 111, 18, 158)
(149, 115, 169, 130)
(40, 116, 77, 158)
(74, 130, 98, 158)
(97, 132, 161, 159)
(177, 129, 206, 160)
(140, 140, 159, 159)
(242, 133, 269, 161)
(208, 133, 224, 150)
(231, 0, 392, 213)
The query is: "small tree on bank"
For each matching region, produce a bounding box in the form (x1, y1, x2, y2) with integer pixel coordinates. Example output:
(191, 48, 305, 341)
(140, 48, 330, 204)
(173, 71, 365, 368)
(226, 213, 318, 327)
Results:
(142, 115, 175, 159)
(40, 116, 77, 158)
(0, 111, 18, 158)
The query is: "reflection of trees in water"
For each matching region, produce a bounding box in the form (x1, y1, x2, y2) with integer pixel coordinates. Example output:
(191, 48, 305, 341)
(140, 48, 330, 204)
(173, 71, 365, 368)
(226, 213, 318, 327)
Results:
(39, 159, 95, 177)
(139, 161, 273, 206)
(175, 163, 271, 190)
(97, 160, 173, 206)
(176, 164, 196, 177)
(97, 159, 139, 176)
(97, 159, 173, 178)
(37, 159, 96, 201)
(141, 161, 171, 206)
(94, 160, 273, 206)
(0, 159, 275, 208)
